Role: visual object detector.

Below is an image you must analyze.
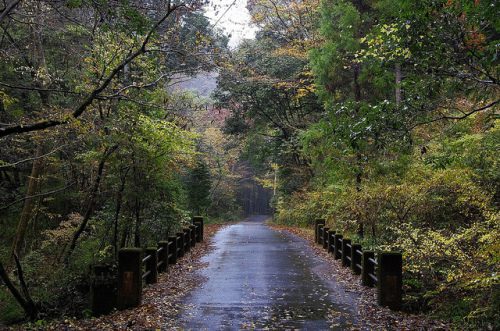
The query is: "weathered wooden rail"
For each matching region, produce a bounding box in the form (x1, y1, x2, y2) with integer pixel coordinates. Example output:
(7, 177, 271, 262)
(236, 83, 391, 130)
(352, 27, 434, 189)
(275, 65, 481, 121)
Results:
(314, 218, 403, 310)
(90, 216, 204, 315)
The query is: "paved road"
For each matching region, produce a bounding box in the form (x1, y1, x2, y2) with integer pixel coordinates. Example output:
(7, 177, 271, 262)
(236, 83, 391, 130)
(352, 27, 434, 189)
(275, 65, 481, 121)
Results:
(178, 215, 358, 330)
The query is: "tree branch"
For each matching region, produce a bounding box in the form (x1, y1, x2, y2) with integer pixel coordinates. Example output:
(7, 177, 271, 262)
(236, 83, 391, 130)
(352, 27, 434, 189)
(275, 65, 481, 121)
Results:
(0, 182, 76, 211)
(409, 99, 499, 130)
(0, 0, 20, 24)
(0, 144, 66, 169)
(0, 3, 180, 138)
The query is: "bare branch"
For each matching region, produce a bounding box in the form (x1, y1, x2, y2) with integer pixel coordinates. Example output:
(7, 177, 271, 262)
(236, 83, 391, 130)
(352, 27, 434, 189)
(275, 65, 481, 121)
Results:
(0, 144, 67, 169)
(0, 81, 82, 95)
(0, 182, 76, 211)
(410, 99, 500, 130)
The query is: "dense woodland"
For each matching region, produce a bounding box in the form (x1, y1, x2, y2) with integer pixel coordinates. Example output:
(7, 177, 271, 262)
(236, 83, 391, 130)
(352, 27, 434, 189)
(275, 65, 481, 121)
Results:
(0, 0, 498, 329)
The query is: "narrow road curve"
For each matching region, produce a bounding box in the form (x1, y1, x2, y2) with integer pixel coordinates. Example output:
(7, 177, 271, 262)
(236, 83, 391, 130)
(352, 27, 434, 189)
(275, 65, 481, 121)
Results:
(178, 215, 359, 330)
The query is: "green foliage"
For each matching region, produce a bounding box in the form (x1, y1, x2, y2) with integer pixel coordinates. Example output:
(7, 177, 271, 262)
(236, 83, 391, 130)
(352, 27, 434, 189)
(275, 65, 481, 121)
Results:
(0, 289, 24, 324)
(0, 0, 231, 324)
(277, 116, 499, 328)
(188, 159, 212, 215)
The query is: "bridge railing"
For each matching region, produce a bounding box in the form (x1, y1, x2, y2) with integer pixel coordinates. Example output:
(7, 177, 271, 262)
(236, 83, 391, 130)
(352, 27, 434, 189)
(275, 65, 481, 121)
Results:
(314, 219, 402, 310)
(90, 217, 205, 315)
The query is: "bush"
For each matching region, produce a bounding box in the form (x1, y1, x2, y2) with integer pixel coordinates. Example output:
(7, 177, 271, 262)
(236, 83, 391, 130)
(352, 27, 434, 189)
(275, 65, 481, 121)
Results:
(0, 288, 24, 324)
(274, 163, 499, 328)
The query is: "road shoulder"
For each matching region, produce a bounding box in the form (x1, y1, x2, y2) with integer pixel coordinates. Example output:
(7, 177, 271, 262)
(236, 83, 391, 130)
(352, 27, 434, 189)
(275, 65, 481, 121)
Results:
(268, 224, 451, 331)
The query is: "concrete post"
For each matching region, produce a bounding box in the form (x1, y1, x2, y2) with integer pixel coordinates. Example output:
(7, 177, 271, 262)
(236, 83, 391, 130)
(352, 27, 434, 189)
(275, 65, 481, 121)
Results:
(333, 234, 343, 259)
(183, 228, 191, 252)
(341, 238, 351, 267)
(322, 227, 330, 250)
(314, 219, 325, 243)
(176, 232, 184, 258)
(90, 264, 115, 316)
(327, 230, 336, 253)
(317, 224, 325, 245)
(168, 236, 177, 264)
(193, 216, 204, 241)
(377, 252, 403, 310)
(117, 248, 142, 309)
(189, 225, 197, 247)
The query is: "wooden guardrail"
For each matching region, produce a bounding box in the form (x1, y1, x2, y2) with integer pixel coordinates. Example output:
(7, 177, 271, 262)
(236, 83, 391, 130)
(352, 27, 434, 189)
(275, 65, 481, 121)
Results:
(314, 218, 403, 310)
(90, 217, 205, 315)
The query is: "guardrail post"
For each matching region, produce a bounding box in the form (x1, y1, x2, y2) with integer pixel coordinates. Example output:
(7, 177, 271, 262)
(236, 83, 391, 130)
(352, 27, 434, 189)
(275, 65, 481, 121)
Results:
(157, 241, 169, 273)
(317, 224, 325, 245)
(144, 248, 158, 284)
(176, 233, 185, 258)
(90, 264, 115, 316)
(333, 234, 343, 259)
(341, 238, 351, 267)
(377, 252, 402, 310)
(183, 228, 191, 252)
(327, 230, 336, 253)
(322, 227, 330, 250)
(314, 219, 325, 243)
(361, 251, 376, 287)
(168, 236, 178, 264)
(189, 225, 197, 247)
(117, 248, 142, 309)
(351, 244, 362, 275)
(193, 216, 204, 242)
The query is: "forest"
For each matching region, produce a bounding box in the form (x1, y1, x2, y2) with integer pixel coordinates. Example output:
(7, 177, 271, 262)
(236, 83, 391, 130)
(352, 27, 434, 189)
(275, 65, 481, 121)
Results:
(0, 0, 498, 329)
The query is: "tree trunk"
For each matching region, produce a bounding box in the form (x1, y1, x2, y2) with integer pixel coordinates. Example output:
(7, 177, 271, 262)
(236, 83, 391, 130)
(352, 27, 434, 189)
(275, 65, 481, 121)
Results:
(395, 62, 402, 107)
(0, 255, 38, 320)
(353, 64, 364, 238)
(113, 174, 127, 259)
(10, 144, 44, 262)
(65, 145, 117, 262)
(134, 197, 141, 247)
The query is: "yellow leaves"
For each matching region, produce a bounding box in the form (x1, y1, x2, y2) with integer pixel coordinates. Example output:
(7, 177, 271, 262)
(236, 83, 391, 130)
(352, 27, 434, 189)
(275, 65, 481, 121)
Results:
(0, 90, 17, 109)
(131, 114, 197, 171)
(356, 22, 412, 63)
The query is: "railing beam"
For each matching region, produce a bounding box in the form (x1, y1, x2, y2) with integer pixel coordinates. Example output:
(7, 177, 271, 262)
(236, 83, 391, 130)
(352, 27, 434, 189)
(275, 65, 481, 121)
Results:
(144, 248, 158, 284)
(351, 244, 362, 275)
(157, 241, 169, 273)
(361, 251, 376, 287)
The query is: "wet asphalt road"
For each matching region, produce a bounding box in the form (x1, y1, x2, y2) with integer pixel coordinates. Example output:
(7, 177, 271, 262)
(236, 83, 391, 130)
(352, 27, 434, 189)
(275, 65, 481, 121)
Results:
(178, 215, 357, 330)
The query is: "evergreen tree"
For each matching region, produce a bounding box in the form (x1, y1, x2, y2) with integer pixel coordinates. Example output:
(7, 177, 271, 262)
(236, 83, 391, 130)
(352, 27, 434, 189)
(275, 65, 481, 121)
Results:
(188, 159, 212, 215)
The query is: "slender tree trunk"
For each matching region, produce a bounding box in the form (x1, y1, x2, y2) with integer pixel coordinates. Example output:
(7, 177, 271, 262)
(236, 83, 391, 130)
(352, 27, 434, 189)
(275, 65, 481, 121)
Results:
(0, 255, 38, 320)
(10, 145, 44, 262)
(353, 64, 364, 238)
(120, 226, 129, 249)
(113, 174, 127, 259)
(134, 197, 141, 247)
(395, 62, 402, 107)
(65, 145, 117, 261)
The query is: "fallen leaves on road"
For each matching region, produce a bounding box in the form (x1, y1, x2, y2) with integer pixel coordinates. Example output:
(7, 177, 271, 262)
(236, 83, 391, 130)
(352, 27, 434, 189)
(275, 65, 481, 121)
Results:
(269, 224, 451, 331)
